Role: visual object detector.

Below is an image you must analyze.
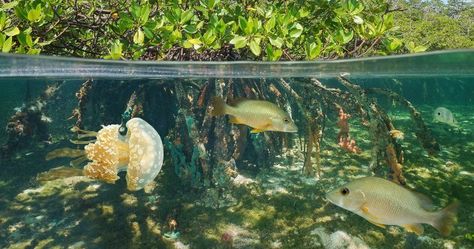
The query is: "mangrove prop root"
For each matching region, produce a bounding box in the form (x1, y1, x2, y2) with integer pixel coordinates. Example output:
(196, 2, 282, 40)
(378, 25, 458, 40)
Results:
(365, 87, 440, 155)
(337, 76, 406, 184)
(334, 76, 371, 121)
(278, 79, 321, 176)
(126, 89, 144, 118)
(303, 125, 315, 176)
(303, 122, 323, 177)
(386, 144, 405, 185)
(311, 78, 369, 127)
(312, 126, 322, 177)
(71, 79, 93, 128)
(1, 82, 60, 158)
(171, 82, 210, 187)
(369, 100, 406, 184)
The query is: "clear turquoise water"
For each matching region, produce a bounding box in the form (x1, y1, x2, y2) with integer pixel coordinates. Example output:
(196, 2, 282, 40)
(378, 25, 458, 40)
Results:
(0, 50, 473, 249)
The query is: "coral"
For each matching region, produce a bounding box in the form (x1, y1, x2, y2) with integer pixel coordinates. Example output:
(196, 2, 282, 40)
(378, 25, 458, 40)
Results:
(336, 107, 361, 154)
(336, 76, 408, 184)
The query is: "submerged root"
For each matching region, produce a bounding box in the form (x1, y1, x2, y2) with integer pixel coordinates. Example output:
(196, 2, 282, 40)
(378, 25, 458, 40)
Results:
(386, 144, 405, 185)
(45, 148, 85, 160)
(365, 87, 440, 155)
(36, 166, 84, 184)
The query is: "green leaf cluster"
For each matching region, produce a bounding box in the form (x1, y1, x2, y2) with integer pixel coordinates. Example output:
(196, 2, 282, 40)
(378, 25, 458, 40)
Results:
(392, 0, 473, 52)
(0, 0, 448, 60)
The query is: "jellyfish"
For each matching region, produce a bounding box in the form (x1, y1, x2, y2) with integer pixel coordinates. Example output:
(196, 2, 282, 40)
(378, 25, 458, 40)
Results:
(44, 118, 163, 191)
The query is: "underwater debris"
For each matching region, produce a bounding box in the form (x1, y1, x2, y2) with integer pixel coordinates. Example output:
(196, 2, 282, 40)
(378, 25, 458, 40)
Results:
(326, 176, 459, 236)
(43, 118, 164, 191)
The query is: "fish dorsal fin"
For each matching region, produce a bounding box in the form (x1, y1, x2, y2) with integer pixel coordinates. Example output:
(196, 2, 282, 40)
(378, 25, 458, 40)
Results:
(403, 224, 424, 235)
(410, 190, 435, 211)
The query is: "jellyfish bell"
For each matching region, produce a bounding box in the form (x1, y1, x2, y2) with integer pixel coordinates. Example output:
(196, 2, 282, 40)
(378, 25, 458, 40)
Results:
(44, 118, 163, 191)
(122, 118, 164, 191)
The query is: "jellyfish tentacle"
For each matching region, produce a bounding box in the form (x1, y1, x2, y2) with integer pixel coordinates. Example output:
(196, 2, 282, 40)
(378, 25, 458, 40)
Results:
(45, 148, 85, 160)
(70, 155, 89, 168)
(77, 133, 98, 139)
(69, 139, 96, 145)
(37, 166, 84, 184)
(71, 126, 98, 136)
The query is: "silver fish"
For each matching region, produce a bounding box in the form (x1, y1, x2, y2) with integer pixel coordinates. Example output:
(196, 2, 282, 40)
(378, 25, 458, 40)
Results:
(326, 176, 458, 236)
(433, 107, 456, 125)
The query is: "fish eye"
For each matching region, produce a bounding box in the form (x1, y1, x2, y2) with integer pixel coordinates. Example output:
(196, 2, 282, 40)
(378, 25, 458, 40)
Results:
(283, 118, 290, 123)
(438, 112, 441, 115)
(340, 187, 350, 196)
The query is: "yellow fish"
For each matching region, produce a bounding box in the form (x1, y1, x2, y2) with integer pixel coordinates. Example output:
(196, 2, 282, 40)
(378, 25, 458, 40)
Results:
(326, 176, 458, 236)
(211, 97, 298, 133)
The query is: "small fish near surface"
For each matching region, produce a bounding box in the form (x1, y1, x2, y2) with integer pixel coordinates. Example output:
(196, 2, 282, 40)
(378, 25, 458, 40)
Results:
(433, 107, 457, 126)
(211, 96, 298, 133)
(326, 176, 459, 236)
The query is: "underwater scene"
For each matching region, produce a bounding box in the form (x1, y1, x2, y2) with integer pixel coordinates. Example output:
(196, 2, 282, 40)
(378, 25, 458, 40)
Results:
(0, 50, 473, 249)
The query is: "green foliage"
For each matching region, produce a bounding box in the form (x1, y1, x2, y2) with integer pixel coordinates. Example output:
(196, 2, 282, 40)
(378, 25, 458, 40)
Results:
(0, 0, 453, 60)
(393, 0, 474, 51)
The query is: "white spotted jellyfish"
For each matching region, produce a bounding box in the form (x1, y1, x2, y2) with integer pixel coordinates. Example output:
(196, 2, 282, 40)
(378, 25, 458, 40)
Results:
(45, 118, 163, 191)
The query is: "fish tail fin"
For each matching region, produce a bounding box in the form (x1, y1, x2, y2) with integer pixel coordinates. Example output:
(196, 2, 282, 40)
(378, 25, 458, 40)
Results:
(432, 201, 459, 236)
(211, 96, 227, 116)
